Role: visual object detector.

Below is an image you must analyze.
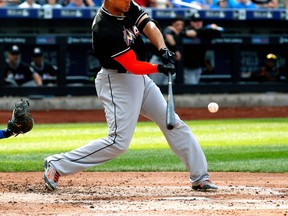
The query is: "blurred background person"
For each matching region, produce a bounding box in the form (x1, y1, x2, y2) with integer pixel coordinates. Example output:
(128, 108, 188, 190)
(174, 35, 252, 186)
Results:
(149, 16, 185, 85)
(4, 45, 42, 87)
(30, 47, 59, 86)
(134, 0, 150, 7)
(92, 0, 103, 7)
(18, 0, 41, 8)
(210, 0, 278, 8)
(82, 0, 101, 7)
(0, 0, 5, 6)
(65, 0, 87, 7)
(210, 0, 228, 8)
(149, 0, 172, 8)
(253, 0, 278, 8)
(42, 0, 62, 8)
(172, 0, 212, 9)
(0, 0, 20, 7)
(66, 0, 102, 7)
(232, 0, 257, 8)
(249, 53, 286, 82)
(183, 13, 223, 85)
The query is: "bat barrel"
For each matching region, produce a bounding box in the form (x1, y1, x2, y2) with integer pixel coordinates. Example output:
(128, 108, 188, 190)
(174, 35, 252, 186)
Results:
(166, 72, 175, 130)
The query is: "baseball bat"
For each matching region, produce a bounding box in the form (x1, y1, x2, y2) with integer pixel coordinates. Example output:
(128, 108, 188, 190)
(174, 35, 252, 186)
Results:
(166, 72, 175, 130)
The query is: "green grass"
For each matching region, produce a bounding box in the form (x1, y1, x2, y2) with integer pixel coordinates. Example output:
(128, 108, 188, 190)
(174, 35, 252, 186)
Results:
(0, 118, 288, 172)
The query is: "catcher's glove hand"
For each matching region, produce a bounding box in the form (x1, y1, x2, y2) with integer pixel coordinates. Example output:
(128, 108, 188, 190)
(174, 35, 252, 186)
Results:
(7, 99, 34, 136)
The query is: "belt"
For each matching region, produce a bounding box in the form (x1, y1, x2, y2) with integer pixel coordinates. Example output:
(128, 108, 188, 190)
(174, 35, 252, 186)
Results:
(118, 68, 127, 73)
(102, 67, 127, 73)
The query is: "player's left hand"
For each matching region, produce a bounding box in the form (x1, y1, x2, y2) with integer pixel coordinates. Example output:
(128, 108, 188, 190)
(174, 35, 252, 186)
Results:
(157, 63, 176, 76)
(158, 47, 175, 65)
(7, 99, 34, 136)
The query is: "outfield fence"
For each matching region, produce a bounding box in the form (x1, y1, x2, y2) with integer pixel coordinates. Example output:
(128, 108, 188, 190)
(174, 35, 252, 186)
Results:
(0, 93, 288, 110)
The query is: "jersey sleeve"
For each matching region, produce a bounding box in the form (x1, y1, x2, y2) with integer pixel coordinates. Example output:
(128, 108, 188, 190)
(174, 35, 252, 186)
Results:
(128, 0, 147, 26)
(29, 65, 37, 74)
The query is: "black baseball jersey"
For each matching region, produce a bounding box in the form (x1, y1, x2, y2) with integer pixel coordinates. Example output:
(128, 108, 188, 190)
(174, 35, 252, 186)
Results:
(4, 61, 36, 85)
(30, 61, 58, 79)
(92, 1, 147, 71)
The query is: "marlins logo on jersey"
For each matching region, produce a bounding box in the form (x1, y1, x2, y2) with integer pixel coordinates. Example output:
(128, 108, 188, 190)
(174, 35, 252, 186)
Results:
(123, 25, 140, 46)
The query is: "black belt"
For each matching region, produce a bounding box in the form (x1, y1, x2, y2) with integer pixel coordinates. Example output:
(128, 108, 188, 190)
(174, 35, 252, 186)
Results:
(117, 68, 127, 73)
(103, 67, 127, 73)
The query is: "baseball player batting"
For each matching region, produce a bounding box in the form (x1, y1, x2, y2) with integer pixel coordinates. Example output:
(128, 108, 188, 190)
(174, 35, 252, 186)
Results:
(43, 0, 218, 192)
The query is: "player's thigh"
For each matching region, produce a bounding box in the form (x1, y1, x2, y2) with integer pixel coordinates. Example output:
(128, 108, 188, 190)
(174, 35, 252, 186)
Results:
(96, 72, 145, 140)
(140, 79, 167, 125)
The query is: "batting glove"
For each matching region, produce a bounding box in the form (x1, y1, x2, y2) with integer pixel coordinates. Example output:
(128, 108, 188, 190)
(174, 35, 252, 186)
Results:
(157, 63, 176, 76)
(158, 47, 175, 65)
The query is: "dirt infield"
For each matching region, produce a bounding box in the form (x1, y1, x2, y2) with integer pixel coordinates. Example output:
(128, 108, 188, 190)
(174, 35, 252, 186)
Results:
(0, 107, 288, 215)
(0, 172, 287, 216)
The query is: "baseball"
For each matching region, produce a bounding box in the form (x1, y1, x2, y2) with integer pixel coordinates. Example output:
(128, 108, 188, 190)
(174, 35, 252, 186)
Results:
(208, 102, 219, 113)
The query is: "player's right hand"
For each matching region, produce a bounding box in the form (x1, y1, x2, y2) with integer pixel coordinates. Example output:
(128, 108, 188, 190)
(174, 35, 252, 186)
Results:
(158, 47, 175, 65)
(157, 63, 176, 76)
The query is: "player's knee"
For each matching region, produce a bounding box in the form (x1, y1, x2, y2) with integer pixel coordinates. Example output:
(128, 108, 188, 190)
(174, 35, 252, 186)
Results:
(108, 132, 131, 153)
(114, 140, 129, 153)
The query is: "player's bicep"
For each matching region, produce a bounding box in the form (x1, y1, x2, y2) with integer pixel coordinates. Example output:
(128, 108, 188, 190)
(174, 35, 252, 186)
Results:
(137, 14, 159, 36)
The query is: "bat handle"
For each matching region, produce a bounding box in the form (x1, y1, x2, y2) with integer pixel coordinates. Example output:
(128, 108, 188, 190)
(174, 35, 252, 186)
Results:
(168, 72, 172, 83)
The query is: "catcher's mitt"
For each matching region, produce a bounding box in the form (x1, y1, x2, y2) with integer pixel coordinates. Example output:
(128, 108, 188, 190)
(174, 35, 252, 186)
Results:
(7, 99, 34, 136)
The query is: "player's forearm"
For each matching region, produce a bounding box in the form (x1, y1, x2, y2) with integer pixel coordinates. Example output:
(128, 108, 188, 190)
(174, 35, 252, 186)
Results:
(143, 22, 166, 51)
(165, 34, 176, 47)
(114, 49, 175, 75)
(114, 49, 158, 75)
(33, 73, 43, 86)
(185, 29, 197, 38)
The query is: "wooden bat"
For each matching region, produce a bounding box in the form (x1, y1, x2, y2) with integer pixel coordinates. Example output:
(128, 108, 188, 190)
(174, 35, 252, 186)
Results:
(166, 72, 175, 130)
